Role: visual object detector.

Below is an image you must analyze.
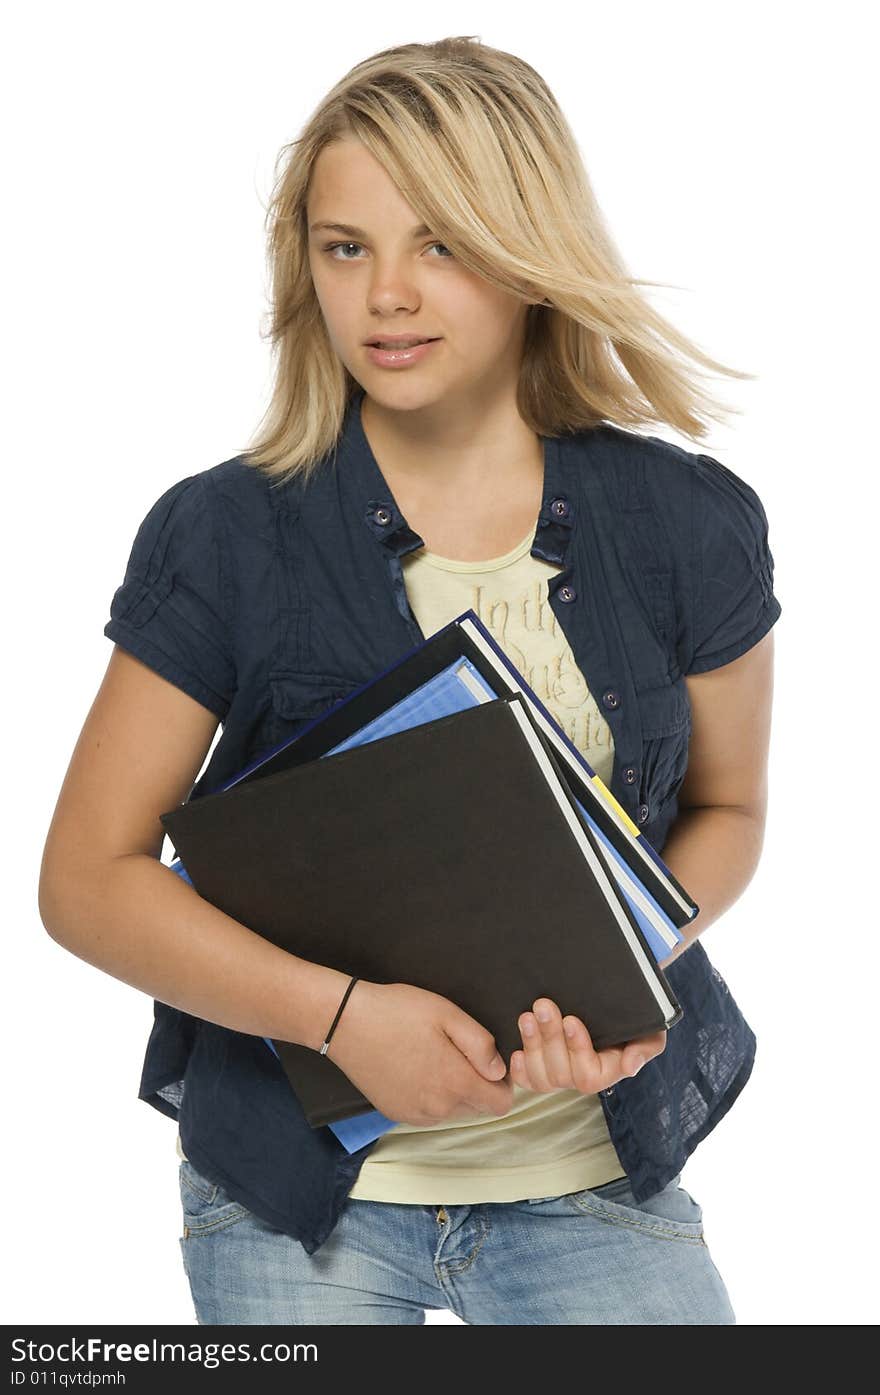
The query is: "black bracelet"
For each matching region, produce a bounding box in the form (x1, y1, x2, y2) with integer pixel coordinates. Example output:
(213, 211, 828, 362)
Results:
(319, 975, 359, 1057)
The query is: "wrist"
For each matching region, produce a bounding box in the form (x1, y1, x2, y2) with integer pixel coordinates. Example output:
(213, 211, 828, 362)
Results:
(318, 974, 360, 1056)
(284, 962, 354, 1053)
(322, 978, 376, 1066)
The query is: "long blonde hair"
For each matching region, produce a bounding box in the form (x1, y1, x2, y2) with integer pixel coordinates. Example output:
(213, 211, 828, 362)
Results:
(241, 35, 752, 489)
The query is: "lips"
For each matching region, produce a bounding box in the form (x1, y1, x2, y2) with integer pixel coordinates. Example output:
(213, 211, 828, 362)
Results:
(365, 337, 439, 348)
(364, 338, 441, 369)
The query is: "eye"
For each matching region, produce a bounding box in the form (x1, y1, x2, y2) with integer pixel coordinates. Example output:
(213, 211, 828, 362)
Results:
(322, 241, 454, 261)
(324, 241, 364, 260)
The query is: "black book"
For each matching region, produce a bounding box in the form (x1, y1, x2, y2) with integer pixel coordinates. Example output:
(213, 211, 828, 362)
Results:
(161, 695, 682, 1127)
(228, 609, 698, 932)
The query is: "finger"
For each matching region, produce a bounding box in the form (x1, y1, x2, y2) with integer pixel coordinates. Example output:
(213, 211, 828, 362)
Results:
(633, 1028, 668, 1061)
(532, 998, 575, 1088)
(509, 1050, 529, 1089)
(618, 1028, 668, 1077)
(589, 1038, 656, 1087)
(560, 1016, 607, 1093)
(510, 1048, 549, 1096)
(560, 1018, 634, 1092)
(518, 1010, 555, 1091)
(560, 1023, 669, 1093)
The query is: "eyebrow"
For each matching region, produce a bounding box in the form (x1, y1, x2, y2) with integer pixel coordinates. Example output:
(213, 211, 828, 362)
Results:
(308, 221, 433, 239)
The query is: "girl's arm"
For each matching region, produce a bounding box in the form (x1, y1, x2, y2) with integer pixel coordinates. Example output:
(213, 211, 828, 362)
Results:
(38, 646, 518, 1124)
(38, 645, 351, 1049)
(507, 631, 775, 1090)
(659, 628, 776, 968)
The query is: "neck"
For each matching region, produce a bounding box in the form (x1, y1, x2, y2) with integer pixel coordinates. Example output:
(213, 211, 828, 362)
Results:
(359, 387, 544, 501)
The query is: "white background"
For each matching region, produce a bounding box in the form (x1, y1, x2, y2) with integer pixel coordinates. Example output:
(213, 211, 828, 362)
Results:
(6, 0, 878, 1327)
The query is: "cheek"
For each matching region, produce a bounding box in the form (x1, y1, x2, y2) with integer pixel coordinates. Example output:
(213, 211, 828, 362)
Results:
(447, 309, 521, 364)
(313, 290, 358, 356)
(441, 272, 503, 327)
(309, 265, 346, 326)
(463, 288, 527, 351)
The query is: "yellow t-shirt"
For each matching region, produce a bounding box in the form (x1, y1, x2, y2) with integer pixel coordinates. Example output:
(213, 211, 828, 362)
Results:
(346, 525, 626, 1202)
(176, 524, 628, 1202)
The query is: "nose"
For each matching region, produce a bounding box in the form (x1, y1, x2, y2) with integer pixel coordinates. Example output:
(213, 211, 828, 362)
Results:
(367, 259, 421, 315)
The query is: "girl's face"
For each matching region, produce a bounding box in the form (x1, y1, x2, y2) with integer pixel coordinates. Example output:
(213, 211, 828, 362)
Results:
(306, 136, 532, 415)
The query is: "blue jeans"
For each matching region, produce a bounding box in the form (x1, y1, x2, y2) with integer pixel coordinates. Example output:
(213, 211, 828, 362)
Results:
(178, 1157, 736, 1325)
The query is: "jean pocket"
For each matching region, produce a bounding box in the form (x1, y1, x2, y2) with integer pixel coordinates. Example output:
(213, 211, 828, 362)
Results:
(179, 1159, 252, 1237)
(521, 1171, 631, 1209)
(567, 1171, 705, 1243)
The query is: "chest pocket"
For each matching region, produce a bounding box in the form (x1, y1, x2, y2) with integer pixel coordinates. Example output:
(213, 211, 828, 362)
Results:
(635, 679, 691, 815)
(266, 670, 363, 747)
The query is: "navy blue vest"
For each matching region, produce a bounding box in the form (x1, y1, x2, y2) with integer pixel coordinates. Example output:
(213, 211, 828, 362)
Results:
(105, 388, 781, 1254)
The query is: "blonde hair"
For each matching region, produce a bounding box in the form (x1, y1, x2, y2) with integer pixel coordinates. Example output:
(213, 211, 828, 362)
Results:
(241, 35, 753, 489)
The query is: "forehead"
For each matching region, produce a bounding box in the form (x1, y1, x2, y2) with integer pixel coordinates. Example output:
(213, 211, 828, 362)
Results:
(307, 138, 420, 226)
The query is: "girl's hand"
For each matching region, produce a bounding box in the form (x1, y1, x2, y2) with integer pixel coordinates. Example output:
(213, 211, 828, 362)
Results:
(510, 997, 667, 1094)
(326, 980, 514, 1126)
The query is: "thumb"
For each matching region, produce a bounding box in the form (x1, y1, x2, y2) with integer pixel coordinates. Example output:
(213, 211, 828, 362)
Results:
(483, 1050, 508, 1079)
(447, 1012, 507, 1079)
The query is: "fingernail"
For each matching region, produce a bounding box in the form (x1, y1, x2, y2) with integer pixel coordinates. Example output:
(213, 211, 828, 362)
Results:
(564, 1020, 576, 1038)
(522, 1017, 535, 1036)
(490, 1053, 504, 1073)
(535, 1004, 552, 1022)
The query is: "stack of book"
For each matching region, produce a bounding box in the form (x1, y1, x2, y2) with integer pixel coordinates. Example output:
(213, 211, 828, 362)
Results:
(161, 609, 696, 1152)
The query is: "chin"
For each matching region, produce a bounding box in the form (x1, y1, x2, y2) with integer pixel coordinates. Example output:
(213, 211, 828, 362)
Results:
(361, 378, 450, 412)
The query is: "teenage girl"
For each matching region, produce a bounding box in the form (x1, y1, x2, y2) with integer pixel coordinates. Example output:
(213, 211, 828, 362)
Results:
(39, 36, 779, 1325)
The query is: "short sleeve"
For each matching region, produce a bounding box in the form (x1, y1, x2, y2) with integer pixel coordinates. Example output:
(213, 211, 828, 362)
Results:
(103, 472, 235, 719)
(685, 453, 782, 675)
